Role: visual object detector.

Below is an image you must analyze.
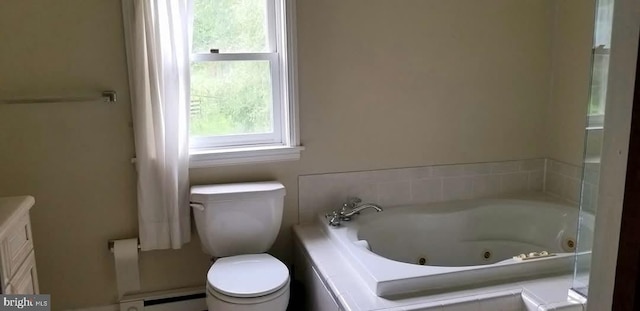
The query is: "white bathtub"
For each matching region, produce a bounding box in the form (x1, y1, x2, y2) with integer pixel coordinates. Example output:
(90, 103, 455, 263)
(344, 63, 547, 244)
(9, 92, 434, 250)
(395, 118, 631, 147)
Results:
(317, 198, 593, 297)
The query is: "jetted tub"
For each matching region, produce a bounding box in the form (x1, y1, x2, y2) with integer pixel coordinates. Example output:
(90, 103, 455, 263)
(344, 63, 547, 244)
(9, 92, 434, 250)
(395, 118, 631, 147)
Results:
(318, 198, 594, 297)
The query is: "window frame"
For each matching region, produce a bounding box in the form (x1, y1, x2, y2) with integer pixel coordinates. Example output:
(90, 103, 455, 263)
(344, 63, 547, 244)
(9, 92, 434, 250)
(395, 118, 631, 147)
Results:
(188, 0, 302, 167)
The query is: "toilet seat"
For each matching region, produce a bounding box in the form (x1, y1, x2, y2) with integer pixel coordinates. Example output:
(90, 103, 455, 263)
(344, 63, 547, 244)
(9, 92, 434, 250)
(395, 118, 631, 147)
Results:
(208, 254, 289, 298)
(207, 278, 290, 305)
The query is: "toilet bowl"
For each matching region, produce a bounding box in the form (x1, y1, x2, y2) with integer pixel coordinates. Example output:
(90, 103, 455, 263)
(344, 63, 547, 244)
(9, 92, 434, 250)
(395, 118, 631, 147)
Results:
(190, 182, 289, 311)
(206, 254, 290, 311)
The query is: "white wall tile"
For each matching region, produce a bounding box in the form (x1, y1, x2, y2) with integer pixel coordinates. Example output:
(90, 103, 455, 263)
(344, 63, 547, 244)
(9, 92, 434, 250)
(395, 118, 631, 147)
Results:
(548, 160, 582, 179)
(547, 160, 563, 174)
(545, 173, 563, 197)
(298, 158, 554, 224)
(580, 183, 593, 213)
(431, 163, 492, 176)
(543, 159, 584, 205)
(432, 164, 470, 177)
(562, 164, 582, 179)
(472, 175, 501, 198)
(342, 182, 378, 206)
(521, 159, 545, 171)
(411, 178, 443, 204)
(581, 183, 597, 213)
(528, 171, 545, 191)
(406, 166, 434, 180)
(443, 177, 474, 201)
(563, 178, 581, 204)
(491, 161, 522, 174)
(583, 163, 600, 186)
(378, 181, 412, 206)
(369, 167, 431, 182)
(501, 172, 530, 194)
(299, 172, 381, 222)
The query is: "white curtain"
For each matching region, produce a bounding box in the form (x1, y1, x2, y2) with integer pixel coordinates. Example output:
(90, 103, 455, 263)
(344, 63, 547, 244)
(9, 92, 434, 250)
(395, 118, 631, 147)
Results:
(121, 0, 192, 250)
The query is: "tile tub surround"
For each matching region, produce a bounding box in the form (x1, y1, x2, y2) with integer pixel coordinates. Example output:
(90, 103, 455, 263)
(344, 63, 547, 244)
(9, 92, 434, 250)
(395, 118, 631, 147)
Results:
(543, 159, 582, 205)
(544, 159, 598, 212)
(299, 159, 546, 223)
(580, 163, 600, 213)
(293, 225, 586, 311)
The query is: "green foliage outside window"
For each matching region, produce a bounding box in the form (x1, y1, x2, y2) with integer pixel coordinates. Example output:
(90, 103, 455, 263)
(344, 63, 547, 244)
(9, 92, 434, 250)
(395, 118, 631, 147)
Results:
(190, 0, 273, 137)
(588, 53, 608, 117)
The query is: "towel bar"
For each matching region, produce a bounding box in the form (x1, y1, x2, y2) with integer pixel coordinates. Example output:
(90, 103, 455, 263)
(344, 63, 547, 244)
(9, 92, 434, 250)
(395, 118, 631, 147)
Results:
(0, 90, 117, 104)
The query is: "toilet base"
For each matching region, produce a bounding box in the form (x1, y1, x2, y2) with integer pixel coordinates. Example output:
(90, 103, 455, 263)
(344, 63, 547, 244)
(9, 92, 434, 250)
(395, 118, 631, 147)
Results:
(206, 279, 290, 311)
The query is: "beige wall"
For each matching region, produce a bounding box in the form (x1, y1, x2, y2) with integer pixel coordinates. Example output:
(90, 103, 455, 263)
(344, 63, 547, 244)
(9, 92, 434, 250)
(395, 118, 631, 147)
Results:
(546, 0, 595, 166)
(296, 0, 551, 173)
(0, 0, 593, 309)
(0, 0, 209, 308)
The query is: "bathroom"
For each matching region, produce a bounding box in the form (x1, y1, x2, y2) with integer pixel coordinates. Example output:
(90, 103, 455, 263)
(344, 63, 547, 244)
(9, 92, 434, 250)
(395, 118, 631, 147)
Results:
(0, 0, 638, 310)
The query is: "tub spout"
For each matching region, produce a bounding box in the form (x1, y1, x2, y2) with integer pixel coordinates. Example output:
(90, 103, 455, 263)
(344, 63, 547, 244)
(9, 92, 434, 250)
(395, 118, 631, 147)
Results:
(342, 203, 383, 218)
(326, 198, 384, 226)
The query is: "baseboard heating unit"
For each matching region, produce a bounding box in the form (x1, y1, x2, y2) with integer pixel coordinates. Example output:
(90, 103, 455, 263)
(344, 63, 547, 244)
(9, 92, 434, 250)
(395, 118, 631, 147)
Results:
(119, 287, 207, 311)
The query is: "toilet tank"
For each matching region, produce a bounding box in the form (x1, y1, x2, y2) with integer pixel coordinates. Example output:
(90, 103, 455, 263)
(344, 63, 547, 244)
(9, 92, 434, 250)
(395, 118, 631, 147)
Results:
(190, 182, 286, 258)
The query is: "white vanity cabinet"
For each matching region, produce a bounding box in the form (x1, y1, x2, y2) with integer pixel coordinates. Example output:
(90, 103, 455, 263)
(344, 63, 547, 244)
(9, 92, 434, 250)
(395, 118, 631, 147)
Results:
(0, 196, 39, 294)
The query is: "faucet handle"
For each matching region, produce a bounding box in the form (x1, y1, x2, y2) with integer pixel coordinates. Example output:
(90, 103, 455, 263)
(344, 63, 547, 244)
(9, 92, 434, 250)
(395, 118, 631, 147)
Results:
(325, 210, 338, 218)
(325, 211, 341, 226)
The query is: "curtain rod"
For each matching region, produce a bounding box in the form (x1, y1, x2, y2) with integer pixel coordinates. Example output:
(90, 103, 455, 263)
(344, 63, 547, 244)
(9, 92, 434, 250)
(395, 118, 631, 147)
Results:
(0, 90, 117, 104)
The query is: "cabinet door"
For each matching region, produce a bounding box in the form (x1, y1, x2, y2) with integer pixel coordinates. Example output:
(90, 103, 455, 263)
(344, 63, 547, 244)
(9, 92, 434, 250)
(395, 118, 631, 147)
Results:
(1, 215, 34, 287)
(8, 251, 38, 295)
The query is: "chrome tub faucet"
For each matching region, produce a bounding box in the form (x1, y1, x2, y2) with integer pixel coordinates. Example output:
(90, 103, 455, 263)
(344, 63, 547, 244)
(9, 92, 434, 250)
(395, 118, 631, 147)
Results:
(325, 197, 383, 226)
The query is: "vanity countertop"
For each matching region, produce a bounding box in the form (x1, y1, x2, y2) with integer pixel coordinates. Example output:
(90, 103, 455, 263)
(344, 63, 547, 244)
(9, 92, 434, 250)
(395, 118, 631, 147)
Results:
(0, 196, 34, 237)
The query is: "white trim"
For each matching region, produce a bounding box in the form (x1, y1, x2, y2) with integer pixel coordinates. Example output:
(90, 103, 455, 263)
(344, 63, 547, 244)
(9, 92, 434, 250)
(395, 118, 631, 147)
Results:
(65, 305, 118, 311)
(188, 0, 301, 166)
(270, 56, 284, 145)
(266, 0, 278, 53)
(191, 132, 278, 148)
(65, 286, 207, 311)
(190, 145, 304, 167)
(192, 52, 276, 62)
(284, 0, 300, 146)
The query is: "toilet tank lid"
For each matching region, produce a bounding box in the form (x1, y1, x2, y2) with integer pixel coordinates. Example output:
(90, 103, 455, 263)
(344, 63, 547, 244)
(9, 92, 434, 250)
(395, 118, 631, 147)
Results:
(190, 181, 285, 202)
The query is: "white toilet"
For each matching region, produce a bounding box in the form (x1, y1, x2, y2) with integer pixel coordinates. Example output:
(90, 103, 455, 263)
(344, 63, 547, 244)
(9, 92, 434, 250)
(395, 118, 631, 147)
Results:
(190, 182, 289, 311)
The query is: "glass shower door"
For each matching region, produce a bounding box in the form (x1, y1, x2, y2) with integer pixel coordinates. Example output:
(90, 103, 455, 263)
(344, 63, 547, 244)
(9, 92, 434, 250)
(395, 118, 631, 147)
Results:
(571, 0, 614, 297)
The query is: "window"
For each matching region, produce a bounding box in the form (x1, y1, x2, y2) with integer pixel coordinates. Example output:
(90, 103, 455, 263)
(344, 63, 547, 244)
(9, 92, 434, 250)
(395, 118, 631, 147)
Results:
(587, 46, 608, 129)
(189, 0, 301, 166)
(587, 0, 613, 129)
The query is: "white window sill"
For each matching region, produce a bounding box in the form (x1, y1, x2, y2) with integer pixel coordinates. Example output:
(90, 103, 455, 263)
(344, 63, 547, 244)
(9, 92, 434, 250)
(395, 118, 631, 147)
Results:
(189, 145, 304, 168)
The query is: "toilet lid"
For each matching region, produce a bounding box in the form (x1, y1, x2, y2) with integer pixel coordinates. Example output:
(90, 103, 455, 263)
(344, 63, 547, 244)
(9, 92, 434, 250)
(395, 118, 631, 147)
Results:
(208, 254, 289, 298)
